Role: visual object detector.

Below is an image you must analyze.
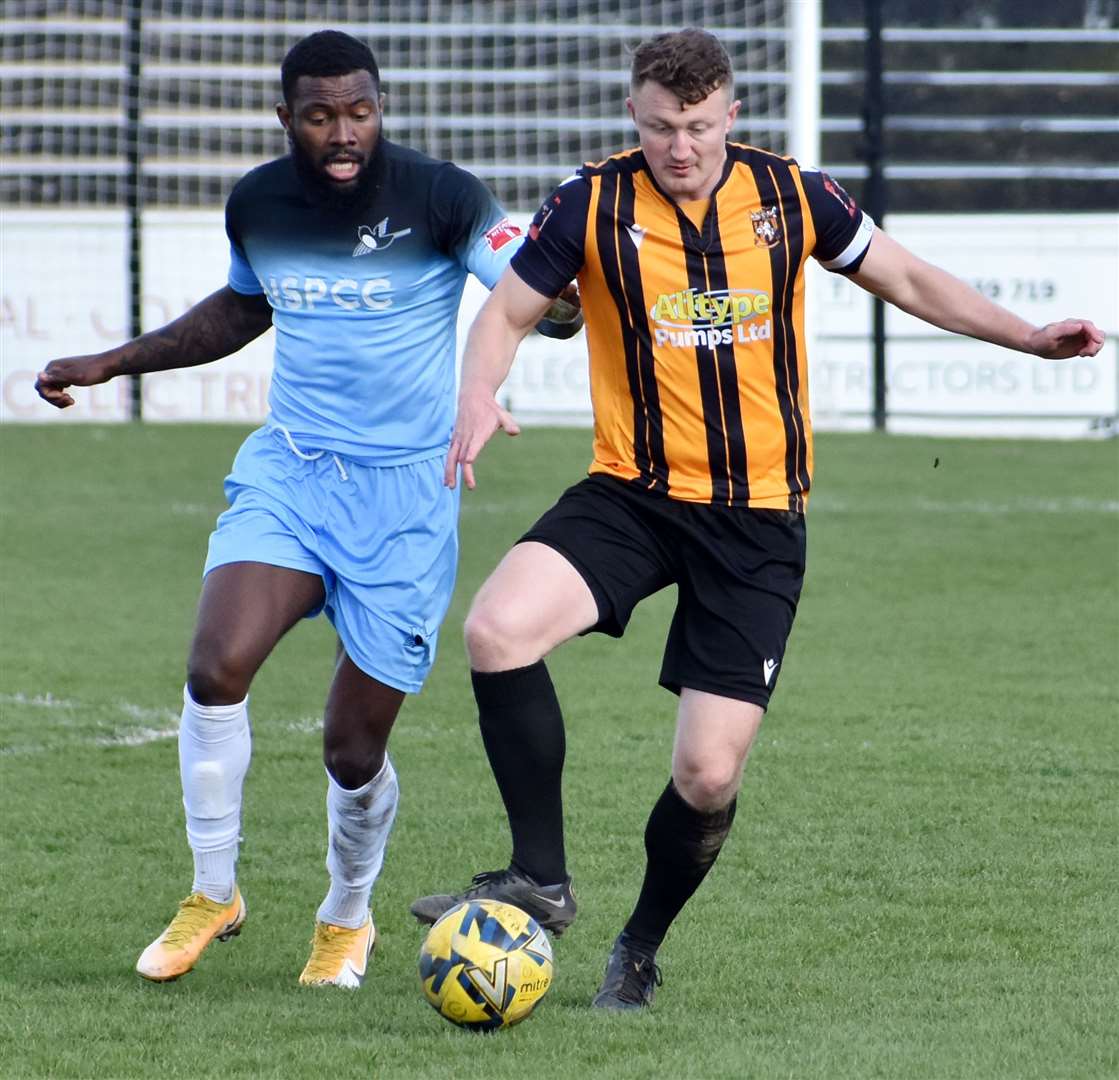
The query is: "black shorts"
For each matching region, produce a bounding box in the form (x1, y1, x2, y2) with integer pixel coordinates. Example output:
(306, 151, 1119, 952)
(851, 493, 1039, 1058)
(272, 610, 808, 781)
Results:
(520, 474, 807, 708)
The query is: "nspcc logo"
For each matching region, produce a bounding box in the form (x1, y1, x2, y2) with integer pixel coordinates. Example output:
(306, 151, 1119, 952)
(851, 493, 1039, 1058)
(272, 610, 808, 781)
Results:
(265, 276, 393, 311)
(650, 288, 772, 349)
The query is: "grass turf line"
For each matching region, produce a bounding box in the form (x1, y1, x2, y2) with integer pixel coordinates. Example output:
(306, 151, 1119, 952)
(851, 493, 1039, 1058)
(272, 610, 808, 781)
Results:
(1, 424, 1116, 1079)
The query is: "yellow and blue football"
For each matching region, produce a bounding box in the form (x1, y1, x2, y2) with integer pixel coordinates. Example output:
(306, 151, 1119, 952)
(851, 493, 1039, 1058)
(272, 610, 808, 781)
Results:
(418, 899, 554, 1030)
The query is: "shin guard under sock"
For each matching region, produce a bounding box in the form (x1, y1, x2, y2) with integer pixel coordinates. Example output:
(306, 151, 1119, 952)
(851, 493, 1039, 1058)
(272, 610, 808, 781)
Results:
(623, 780, 737, 953)
(179, 685, 251, 903)
(317, 758, 399, 929)
(473, 662, 567, 885)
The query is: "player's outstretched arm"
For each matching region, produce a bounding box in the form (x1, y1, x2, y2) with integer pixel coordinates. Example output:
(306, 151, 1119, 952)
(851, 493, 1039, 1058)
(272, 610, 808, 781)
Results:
(446, 270, 556, 490)
(849, 228, 1105, 360)
(34, 286, 273, 409)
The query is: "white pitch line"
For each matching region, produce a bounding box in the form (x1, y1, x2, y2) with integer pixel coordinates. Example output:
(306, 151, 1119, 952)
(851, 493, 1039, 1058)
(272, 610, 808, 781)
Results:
(117, 703, 180, 724)
(285, 717, 323, 734)
(809, 495, 1119, 515)
(0, 692, 78, 710)
(912, 496, 1119, 515)
(1, 693, 180, 755)
(0, 743, 50, 757)
(93, 727, 179, 748)
(4, 694, 501, 753)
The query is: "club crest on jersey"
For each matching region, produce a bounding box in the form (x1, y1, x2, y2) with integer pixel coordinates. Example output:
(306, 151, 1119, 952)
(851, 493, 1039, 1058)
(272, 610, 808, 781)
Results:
(751, 206, 782, 248)
(353, 218, 412, 256)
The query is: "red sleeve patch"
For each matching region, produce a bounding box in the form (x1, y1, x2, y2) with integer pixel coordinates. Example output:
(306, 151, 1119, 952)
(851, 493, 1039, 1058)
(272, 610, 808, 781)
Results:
(822, 174, 858, 219)
(484, 218, 523, 252)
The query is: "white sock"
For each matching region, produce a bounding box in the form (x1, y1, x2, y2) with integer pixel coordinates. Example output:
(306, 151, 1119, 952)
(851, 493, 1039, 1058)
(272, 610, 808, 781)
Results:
(316, 758, 399, 929)
(178, 684, 251, 904)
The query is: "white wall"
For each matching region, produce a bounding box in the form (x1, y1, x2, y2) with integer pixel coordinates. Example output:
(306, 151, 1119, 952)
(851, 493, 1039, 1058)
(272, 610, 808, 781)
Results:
(2, 210, 1115, 436)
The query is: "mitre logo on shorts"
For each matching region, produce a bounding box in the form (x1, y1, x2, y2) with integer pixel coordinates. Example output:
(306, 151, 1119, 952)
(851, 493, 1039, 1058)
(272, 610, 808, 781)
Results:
(483, 218, 522, 252)
(650, 288, 773, 350)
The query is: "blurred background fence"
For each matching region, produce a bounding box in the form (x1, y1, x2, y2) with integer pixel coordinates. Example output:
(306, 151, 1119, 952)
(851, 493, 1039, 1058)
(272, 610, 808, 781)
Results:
(2, 0, 1116, 432)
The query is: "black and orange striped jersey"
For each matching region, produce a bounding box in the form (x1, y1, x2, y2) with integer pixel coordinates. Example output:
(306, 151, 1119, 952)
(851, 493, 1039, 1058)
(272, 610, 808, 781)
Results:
(511, 143, 874, 509)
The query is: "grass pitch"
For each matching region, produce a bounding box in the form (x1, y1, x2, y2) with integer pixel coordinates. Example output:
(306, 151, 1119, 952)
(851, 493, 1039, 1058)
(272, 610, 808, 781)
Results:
(1, 424, 1117, 1079)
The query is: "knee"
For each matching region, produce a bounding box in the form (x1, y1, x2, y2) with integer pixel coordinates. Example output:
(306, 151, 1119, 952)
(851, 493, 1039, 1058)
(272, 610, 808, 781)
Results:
(323, 732, 385, 791)
(464, 602, 525, 669)
(187, 638, 255, 706)
(672, 759, 742, 813)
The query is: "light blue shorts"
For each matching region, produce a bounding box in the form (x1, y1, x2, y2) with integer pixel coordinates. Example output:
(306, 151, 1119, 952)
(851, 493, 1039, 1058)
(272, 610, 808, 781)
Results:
(204, 426, 460, 693)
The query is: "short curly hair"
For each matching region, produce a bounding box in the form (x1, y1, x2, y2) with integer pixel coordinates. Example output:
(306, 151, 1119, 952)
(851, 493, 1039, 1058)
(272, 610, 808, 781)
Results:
(281, 30, 380, 105)
(630, 28, 733, 106)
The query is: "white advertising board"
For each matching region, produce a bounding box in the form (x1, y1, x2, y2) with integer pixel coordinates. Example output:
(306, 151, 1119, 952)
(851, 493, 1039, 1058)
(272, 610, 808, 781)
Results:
(2, 209, 1115, 436)
(1, 210, 278, 424)
(810, 214, 1118, 437)
(3, 210, 133, 422)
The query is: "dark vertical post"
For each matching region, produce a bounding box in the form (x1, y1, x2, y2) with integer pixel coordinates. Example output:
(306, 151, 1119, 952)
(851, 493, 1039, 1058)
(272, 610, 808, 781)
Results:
(862, 0, 887, 430)
(124, 0, 143, 420)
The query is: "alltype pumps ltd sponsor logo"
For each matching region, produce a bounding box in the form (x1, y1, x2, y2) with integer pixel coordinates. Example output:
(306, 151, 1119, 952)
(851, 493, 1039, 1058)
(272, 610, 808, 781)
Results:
(650, 288, 772, 349)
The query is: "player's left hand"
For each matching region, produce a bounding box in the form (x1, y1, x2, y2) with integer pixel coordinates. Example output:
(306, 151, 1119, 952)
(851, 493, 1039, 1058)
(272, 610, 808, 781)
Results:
(445, 389, 521, 490)
(1028, 319, 1106, 360)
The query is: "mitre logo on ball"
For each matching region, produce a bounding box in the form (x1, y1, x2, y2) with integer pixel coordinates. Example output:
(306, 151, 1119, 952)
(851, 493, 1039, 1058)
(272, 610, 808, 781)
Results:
(418, 899, 554, 1031)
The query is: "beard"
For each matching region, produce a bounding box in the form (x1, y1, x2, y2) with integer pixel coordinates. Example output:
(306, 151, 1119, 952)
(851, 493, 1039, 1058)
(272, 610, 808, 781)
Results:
(289, 132, 381, 214)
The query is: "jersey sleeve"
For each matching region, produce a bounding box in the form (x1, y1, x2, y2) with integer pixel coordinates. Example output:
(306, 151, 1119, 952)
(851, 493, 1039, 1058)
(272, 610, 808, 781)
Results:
(224, 193, 264, 295)
(800, 168, 875, 275)
(430, 164, 524, 289)
(509, 174, 590, 299)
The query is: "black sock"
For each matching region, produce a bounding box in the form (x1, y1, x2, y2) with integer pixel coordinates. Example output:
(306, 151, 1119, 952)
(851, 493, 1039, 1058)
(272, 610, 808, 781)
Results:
(622, 780, 737, 954)
(473, 662, 567, 885)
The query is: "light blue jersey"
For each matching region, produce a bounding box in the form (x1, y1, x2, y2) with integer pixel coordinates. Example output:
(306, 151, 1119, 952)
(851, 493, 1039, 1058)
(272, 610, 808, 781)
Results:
(207, 143, 523, 689)
(225, 142, 523, 464)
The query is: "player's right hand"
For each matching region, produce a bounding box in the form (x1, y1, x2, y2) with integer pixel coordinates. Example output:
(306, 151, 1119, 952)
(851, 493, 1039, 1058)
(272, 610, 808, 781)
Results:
(444, 388, 521, 490)
(34, 354, 117, 409)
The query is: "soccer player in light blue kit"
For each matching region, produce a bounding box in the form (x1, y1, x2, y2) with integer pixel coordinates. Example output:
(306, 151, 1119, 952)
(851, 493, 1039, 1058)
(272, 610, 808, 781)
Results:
(34, 30, 580, 988)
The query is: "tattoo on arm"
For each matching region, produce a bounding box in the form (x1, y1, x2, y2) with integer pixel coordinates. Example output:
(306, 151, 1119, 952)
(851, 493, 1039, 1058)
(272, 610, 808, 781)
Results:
(114, 287, 273, 375)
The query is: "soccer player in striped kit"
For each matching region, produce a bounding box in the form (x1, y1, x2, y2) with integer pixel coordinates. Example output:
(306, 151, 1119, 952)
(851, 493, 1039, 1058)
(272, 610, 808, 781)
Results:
(34, 30, 580, 989)
(410, 28, 1105, 1008)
